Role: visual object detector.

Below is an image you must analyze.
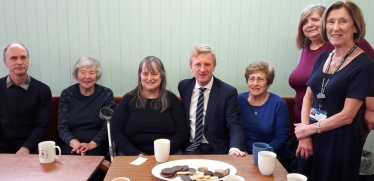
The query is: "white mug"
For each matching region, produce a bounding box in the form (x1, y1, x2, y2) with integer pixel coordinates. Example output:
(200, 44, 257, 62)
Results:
(223, 175, 245, 181)
(287, 173, 308, 181)
(112, 177, 130, 181)
(258, 151, 277, 176)
(154, 139, 170, 163)
(38, 141, 61, 163)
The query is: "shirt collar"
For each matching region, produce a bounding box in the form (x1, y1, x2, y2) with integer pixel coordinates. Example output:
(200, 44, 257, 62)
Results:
(6, 75, 31, 90)
(194, 76, 214, 90)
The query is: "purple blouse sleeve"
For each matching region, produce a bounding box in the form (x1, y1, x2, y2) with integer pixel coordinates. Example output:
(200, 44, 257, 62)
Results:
(357, 39, 374, 60)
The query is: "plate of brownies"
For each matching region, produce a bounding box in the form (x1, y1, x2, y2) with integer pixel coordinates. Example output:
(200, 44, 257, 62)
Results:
(151, 159, 237, 181)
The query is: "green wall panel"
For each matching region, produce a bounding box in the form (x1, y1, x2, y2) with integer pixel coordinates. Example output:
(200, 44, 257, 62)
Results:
(1, 0, 373, 96)
(1, 0, 374, 151)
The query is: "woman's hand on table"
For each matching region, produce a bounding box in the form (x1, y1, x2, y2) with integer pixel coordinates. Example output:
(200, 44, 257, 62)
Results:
(78, 141, 97, 156)
(70, 139, 82, 154)
(76, 143, 89, 155)
(296, 137, 313, 160)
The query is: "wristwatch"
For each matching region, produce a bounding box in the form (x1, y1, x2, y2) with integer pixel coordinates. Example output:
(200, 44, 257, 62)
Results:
(317, 121, 322, 134)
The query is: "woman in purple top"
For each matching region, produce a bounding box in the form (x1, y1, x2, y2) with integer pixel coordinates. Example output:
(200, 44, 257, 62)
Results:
(288, 4, 374, 141)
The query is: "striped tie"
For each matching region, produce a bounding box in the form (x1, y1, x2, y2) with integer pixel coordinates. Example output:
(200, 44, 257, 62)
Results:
(186, 87, 206, 151)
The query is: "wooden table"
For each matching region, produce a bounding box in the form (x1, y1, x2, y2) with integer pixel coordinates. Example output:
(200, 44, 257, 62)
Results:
(0, 154, 104, 181)
(104, 155, 288, 181)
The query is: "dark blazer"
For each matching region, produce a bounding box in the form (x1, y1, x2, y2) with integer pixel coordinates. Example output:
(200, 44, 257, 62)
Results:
(178, 76, 246, 154)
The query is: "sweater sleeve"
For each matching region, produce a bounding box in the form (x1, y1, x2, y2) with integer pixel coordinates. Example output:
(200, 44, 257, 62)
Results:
(111, 95, 142, 155)
(168, 92, 188, 154)
(22, 85, 52, 151)
(268, 99, 290, 152)
(91, 87, 115, 146)
(57, 88, 75, 146)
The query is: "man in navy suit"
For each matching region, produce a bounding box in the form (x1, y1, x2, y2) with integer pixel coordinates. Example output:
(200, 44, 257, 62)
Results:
(178, 44, 246, 156)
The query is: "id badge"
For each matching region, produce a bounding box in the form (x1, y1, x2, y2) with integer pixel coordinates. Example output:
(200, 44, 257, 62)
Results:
(317, 93, 325, 99)
(309, 108, 327, 122)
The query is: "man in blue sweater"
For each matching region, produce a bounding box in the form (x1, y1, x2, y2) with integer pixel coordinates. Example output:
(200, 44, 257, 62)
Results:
(0, 43, 51, 154)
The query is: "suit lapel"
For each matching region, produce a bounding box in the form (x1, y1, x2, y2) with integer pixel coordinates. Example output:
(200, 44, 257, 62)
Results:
(185, 79, 195, 114)
(204, 77, 219, 128)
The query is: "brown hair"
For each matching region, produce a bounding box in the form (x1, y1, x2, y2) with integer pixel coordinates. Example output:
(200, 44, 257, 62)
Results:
(244, 61, 275, 85)
(129, 56, 169, 112)
(320, 1, 366, 43)
(296, 4, 326, 49)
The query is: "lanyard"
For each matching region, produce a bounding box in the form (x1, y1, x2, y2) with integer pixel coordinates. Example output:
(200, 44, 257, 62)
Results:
(317, 44, 357, 109)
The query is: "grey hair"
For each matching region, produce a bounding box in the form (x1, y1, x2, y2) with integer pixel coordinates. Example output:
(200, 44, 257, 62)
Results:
(72, 56, 103, 80)
(3, 43, 29, 59)
(128, 56, 170, 112)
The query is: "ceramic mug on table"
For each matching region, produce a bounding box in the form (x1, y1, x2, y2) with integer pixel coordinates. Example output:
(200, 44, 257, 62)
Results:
(112, 177, 130, 181)
(154, 139, 170, 162)
(258, 151, 277, 175)
(252, 142, 273, 165)
(223, 175, 245, 181)
(287, 173, 308, 181)
(38, 141, 61, 163)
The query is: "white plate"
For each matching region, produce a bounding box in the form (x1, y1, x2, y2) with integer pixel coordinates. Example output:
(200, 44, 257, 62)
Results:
(151, 159, 237, 181)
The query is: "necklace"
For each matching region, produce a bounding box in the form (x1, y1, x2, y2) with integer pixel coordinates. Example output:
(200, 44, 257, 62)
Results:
(252, 105, 259, 115)
(331, 54, 338, 68)
(248, 98, 266, 115)
(331, 62, 337, 68)
(248, 93, 269, 116)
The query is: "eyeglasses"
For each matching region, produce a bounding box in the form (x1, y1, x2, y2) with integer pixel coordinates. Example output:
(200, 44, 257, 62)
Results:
(247, 77, 265, 83)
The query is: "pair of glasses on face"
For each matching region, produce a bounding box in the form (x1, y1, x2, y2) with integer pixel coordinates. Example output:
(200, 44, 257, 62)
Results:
(247, 77, 265, 83)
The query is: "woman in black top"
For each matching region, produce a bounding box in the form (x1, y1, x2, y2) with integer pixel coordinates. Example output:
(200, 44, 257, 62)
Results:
(111, 56, 188, 156)
(58, 56, 114, 156)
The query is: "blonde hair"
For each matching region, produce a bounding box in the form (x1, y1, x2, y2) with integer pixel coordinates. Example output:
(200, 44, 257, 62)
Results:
(189, 44, 216, 64)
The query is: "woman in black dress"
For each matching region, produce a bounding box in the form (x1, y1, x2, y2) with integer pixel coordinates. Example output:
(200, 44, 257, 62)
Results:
(293, 1, 374, 181)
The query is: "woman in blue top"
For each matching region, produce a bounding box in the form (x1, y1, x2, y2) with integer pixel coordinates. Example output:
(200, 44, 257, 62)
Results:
(238, 61, 291, 171)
